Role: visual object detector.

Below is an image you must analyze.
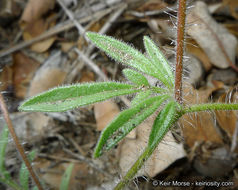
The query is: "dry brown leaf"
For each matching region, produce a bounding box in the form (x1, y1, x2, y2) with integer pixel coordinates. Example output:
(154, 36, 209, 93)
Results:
(225, 23, 238, 38)
(223, 0, 238, 19)
(28, 68, 66, 97)
(136, 0, 168, 12)
(22, 15, 56, 53)
(79, 71, 95, 83)
(186, 1, 237, 69)
(215, 89, 237, 138)
(0, 66, 12, 91)
(12, 52, 41, 98)
(186, 39, 212, 71)
(119, 114, 185, 177)
(20, 0, 55, 26)
(180, 83, 224, 148)
(60, 42, 76, 52)
(94, 100, 120, 131)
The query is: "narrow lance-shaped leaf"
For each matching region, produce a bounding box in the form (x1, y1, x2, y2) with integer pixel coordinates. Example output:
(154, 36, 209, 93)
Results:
(144, 36, 174, 88)
(86, 32, 165, 82)
(60, 163, 74, 190)
(123, 69, 149, 86)
(19, 150, 36, 190)
(94, 95, 170, 158)
(0, 126, 11, 179)
(131, 90, 152, 106)
(19, 82, 140, 112)
(148, 101, 178, 148)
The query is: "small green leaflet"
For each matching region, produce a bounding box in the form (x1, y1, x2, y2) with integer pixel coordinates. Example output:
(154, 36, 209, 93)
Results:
(0, 126, 10, 179)
(19, 82, 140, 112)
(60, 163, 74, 190)
(94, 95, 170, 158)
(143, 36, 174, 88)
(123, 69, 149, 86)
(148, 101, 178, 148)
(131, 90, 152, 106)
(86, 32, 172, 86)
(19, 150, 37, 190)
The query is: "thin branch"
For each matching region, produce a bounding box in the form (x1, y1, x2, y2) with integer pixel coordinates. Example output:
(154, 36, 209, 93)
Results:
(0, 4, 120, 58)
(57, 0, 87, 39)
(0, 94, 43, 190)
(175, 0, 187, 104)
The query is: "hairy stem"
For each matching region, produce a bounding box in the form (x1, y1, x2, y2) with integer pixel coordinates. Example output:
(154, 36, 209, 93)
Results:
(0, 94, 44, 190)
(175, 0, 187, 104)
(183, 103, 238, 114)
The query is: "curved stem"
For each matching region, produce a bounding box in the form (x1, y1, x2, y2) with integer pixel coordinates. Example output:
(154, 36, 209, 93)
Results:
(0, 94, 44, 190)
(174, 0, 187, 104)
(183, 103, 238, 114)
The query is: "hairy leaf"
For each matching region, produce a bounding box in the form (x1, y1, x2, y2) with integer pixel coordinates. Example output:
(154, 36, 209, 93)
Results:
(94, 95, 170, 157)
(148, 101, 178, 147)
(143, 36, 174, 88)
(19, 150, 36, 190)
(19, 82, 140, 112)
(131, 90, 152, 106)
(60, 163, 74, 190)
(123, 69, 149, 86)
(86, 32, 165, 81)
(0, 126, 10, 179)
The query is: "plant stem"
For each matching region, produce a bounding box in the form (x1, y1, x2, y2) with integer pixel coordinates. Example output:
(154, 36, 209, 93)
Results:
(175, 0, 187, 104)
(0, 94, 44, 190)
(114, 117, 179, 190)
(183, 103, 238, 114)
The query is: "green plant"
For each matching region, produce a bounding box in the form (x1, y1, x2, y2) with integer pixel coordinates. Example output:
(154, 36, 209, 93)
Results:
(17, 1, 238, 190)
(0, 126, 37, 190)
(0, 125, 73, 190)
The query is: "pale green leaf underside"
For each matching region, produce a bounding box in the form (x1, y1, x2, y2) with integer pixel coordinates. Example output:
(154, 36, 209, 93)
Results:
(143, 36, 174, 88)
(86, 32, 167, 83)
(148, 101, 177, 147)
(60, 163, 74, 190)
(19, 82, 140, 112)
(123, 69, 149, 86)
(94, 95, 170, 158)
(131, 90, 152, 106)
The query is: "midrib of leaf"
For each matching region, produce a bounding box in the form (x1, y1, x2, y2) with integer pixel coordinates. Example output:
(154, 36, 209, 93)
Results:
(19, 82, 139, 112)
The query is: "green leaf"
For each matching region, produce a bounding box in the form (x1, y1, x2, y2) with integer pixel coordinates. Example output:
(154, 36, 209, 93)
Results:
(19, 150, 36, 190)
(60, 163, 74, 190)
(123, 69, 149, 86)
(148, 101, 178, 147)
(143, 36, 174, 88)
(86, 32, 164, 81)
(131, 90, 152, 106)
(19, 82, 140, 112)
(0, 126, 11, 179)
(94, 95, 170, 157)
